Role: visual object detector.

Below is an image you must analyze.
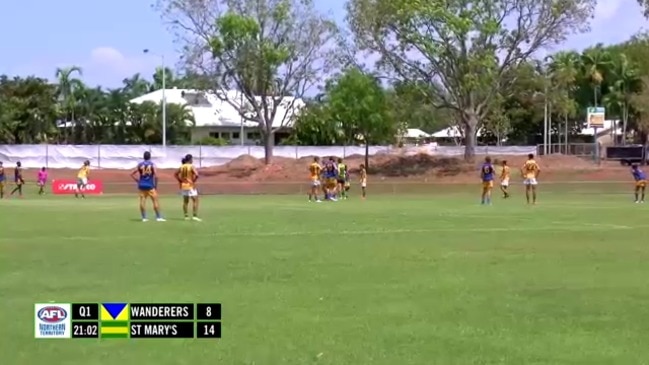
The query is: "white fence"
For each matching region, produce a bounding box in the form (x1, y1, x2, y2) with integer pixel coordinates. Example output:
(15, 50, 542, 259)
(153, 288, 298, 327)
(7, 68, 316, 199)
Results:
(0, 144, 537, 169)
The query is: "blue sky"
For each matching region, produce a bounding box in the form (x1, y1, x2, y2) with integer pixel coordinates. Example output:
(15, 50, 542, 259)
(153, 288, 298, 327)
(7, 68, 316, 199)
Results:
(0, 0, 646, 89)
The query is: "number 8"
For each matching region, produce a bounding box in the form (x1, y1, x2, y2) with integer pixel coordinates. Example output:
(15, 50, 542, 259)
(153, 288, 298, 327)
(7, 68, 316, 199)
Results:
(206, 307, 211, 317)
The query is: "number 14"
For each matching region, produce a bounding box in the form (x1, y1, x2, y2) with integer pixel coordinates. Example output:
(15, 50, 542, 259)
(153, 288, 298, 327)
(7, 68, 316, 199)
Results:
(197, 322, 221, 338)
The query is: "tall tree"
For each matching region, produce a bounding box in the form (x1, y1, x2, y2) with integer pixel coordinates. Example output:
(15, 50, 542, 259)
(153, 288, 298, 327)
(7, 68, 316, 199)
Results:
(547, 51, 580, 150)
(55, 66, 84, 142)
(290, 102, 344, 146)
(151, 67, 177, 91)
(347, 0, 596, 160)
(159, 103, 195, 144)
(630, 76, 649, 143)
(388, 81, 451, 134)
(580, 44, 610, 107)
(325, 68, 395, 169)
(122, 73, 151, 98)
(638, 0, 649, 17)
(156, 0, 337, 164)
(603, 54, 641, 143)
(617, 32, 649, 76)
(0, 76, 58, 144)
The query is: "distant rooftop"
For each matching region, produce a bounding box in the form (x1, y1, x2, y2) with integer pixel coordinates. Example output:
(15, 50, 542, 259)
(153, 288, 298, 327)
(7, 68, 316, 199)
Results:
(129, 88, 305, 128)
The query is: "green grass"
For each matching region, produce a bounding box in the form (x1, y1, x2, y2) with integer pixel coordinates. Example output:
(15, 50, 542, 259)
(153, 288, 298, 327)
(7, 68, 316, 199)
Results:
(3, 188, 649, 364)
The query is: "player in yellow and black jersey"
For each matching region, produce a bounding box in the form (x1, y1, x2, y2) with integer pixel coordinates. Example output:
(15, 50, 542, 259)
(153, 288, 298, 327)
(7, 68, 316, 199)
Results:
(175, 154, 201, 221)
(500, 160, 510, 198)
(76, 160, 90, 199)
(521, 154, 540, 204)
(308, 157, 322, 202)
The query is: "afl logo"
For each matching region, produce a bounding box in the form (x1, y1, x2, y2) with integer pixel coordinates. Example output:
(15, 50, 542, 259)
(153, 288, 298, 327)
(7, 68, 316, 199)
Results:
(37, 306, 67, 323)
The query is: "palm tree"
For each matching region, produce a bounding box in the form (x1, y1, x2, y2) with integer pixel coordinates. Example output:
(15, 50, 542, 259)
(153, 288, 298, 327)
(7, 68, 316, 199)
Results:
(162, 104, 195, 144)
(151, 67, 176, 91)
(630, 76, 649, 144)
(603, 54, 641, 144)
(72, 86, 112, 143)
(55, 66, 84, 142)
(581, 45, 611, 107)
(548, 51, 580, 152)
(122, 73, 151, 98)
(104, 89, 132, 143)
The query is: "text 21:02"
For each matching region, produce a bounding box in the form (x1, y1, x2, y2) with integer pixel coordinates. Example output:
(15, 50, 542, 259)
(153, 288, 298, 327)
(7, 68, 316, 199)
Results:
(72, 323, 98, 337)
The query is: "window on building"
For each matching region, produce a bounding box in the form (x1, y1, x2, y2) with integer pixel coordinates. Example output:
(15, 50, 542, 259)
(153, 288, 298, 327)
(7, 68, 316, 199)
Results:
(233, 132, 240, 139)
(247, 132, 261, 140)
(221, 132, 231, 139)
(208, 132, 220, 139)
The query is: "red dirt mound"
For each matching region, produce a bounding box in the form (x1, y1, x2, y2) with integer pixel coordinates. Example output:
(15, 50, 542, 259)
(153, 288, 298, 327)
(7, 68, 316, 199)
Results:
(368, 154, 468, 178)
(224, 154, 265, 170)
(199, 155, 264, 180)
(40, 152, 621, 189)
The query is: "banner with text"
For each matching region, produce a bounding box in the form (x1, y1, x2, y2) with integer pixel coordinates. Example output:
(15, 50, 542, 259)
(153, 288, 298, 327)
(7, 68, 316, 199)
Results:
(51, 180, 104, 195)
(587, 107, 605, 128)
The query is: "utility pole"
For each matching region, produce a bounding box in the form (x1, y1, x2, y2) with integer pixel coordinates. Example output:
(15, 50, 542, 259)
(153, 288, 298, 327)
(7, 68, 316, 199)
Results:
(143, 49, 167, 147)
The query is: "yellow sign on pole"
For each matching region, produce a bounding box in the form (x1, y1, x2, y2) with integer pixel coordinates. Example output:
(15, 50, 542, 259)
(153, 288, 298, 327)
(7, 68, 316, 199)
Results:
(587, 107, 605, 128)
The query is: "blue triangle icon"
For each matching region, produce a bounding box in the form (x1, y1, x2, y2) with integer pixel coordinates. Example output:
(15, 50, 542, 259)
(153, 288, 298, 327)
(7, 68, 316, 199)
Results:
(103, 303, 127, 319)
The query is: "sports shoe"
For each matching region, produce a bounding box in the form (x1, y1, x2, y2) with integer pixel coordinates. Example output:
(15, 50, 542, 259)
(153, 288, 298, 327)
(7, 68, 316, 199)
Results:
(192, 217, 202, 222)
(156, 218, 166, 222)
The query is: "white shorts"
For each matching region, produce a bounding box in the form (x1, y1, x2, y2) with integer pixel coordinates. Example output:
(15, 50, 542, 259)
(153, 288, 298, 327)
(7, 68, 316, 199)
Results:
(181, 189, 198, 197)
(311, 180, 321, 187)
(361, 181, 367, 188)
(77, 178, 88, 185)
(501, 179, 509, 187)
(523, 178, 538, 186)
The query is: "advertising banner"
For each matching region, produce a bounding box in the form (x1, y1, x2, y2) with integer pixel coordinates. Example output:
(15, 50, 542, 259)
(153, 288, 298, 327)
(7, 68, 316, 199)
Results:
(52, 180, 104, 195)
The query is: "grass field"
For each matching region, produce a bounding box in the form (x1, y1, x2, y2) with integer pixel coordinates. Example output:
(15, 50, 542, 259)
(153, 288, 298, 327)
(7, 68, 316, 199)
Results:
(3, 186, 649, 364)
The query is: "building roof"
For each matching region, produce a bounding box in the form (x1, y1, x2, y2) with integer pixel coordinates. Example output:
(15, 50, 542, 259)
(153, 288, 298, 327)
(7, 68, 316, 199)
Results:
(431, 126, 485, 138)
(129, 88, 305, 128)
(403, 128, 431, 138)
(431, 119, 621, 138)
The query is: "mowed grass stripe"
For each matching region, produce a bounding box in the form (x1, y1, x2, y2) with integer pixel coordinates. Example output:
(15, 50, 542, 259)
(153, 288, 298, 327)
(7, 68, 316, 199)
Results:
(0, 223, 634, 243)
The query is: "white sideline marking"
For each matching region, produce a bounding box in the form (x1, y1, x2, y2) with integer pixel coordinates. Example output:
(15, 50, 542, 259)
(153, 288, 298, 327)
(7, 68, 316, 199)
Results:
(0, 224, 633, 243)
(581, 223, 631, 229)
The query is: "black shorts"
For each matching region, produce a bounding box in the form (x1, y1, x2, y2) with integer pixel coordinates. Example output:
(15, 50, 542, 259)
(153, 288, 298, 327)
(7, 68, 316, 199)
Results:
(337, 179, 346, 184)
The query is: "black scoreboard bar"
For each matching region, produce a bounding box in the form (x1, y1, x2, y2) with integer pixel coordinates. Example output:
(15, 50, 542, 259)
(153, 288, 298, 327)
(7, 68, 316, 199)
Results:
(62, 302, 222, 339)
(196, 303, 221, 320)
(72, 303, 99, 320)
(130, 321, 194, 338)
(72, 321, 99, 338)
(196, 321, 221, 338)
(129, 303, 194, 320)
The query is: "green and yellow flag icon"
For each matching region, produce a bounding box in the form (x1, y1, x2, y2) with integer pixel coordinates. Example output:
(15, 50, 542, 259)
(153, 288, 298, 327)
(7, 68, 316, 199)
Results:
(100, 303, 129, 338)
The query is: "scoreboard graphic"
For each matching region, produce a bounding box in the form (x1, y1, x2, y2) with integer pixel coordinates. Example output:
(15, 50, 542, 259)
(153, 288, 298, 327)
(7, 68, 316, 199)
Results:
(34, 303, 222, 339)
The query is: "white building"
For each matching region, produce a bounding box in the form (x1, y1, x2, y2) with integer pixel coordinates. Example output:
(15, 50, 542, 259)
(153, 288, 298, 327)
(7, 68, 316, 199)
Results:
(431, 126, 486, 139)
(129, 88, 306, 145)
